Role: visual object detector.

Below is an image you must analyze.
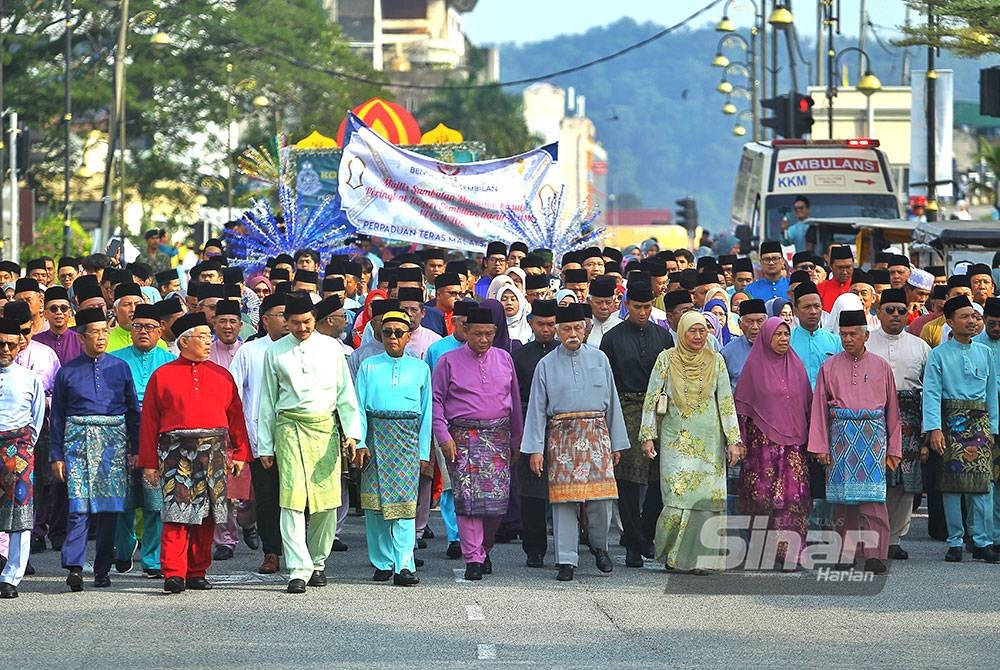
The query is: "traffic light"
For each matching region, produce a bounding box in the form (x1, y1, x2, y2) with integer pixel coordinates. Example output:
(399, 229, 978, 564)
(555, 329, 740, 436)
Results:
(793, 93, 815, 138)
(675, 196, 698, 232)
(761, 95, 790, 138)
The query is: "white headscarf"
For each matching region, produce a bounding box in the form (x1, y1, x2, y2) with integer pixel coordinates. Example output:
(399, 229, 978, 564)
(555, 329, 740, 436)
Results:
(498, 284, 531, 344)
(505, 266, 526, 293)
(825, 292, 866, 335)
(487, 275, 514, 301)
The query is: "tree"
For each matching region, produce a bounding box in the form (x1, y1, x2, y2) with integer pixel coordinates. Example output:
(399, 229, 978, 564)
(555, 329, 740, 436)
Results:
(416, 48, 541, 159)
(895, 1, 1000, 56)
(2, 0, 385, 217)
(20, 215, 93, 260)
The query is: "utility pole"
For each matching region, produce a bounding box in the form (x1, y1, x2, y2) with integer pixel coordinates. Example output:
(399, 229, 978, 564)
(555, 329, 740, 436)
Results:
(925, 4, 938, 222)
(0, 0, 6, 260)
(63, 0, 73, 256)
(98, 0, 130, 246)
(9, 111, 19, 264)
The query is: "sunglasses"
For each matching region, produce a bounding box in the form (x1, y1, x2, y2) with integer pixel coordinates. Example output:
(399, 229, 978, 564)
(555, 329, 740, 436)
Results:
(381, 328, 407, 339)
(0, 341, 19, 350)
(19, 327, 31, 336)
(47, 304, 72, 313)
(882, 305, 908, 315)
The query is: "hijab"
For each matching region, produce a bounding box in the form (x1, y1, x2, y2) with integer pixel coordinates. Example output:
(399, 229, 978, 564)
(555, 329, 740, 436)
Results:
(703, 298, 733, 345)
(766, 296, 790, 319)
(498, 284, 531, 345)
(487, 275, 514, 300)
(555, 288, 577, 305)
(733, 317, 811, 445)
(504, 266, 526, 293)
(826, 292, 865, 335)
(666, 311, 719, 417)
(480, 298, 512, 352)
(247, 274, 272, 295)
(353, 288, 387, 348)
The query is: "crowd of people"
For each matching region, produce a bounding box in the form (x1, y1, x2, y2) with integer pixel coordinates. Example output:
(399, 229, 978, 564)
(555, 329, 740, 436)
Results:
(0, 230, 998, 598)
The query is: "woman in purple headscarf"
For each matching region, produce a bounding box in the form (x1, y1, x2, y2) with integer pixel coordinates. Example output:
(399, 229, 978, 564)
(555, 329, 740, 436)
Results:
(733, 316, 812, 570)
(480, 298, 513, 352)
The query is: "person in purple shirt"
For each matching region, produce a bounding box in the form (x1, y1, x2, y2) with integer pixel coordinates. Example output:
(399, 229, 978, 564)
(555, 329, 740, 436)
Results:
(431, 307, 523, 581)
(34, 286, 84, 366)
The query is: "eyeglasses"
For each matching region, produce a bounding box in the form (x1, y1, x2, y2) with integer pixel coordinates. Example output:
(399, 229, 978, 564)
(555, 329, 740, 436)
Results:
(795, 264, 816, 271)
(761, 256, 784, 264)
(47, 304, 72, 313)
(381, 328, 407, 339)
(19, 327, 31, 336)
(0, 341, 19, 350)
(439, 290, 461, 297)
(181, 334, 213, 342)
(881, 305, 908, 315)
(131, 323, 159, 332)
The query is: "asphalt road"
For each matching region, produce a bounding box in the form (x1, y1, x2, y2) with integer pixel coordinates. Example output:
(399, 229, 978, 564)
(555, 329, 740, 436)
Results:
(8, 510, 1000, 669)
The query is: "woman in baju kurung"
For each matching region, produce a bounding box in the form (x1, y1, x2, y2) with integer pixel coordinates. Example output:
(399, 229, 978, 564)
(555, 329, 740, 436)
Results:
(734, 317, 812, 569)
(639, 311, 744, 573)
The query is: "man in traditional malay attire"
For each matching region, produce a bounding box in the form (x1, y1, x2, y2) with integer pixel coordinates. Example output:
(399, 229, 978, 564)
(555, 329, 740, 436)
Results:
(866, 289, 930, 560)
(587, 277, 622, 347)
(599, 280, 672, 567)
(354, 310, 432, 586)
(721, 298, 768, 389)
(431, 306, 523, 581)
(522, 304, 629, 581)
(790, 280, 842, 388)
(923, 295, 1000, 563)
(511, 299, 558, 567)
(0, 318, 46, 598)
(817, 245, 856, 312)
(229, 294, 287, 574)
(138, 311, 251, 593)
(110, 303, 176, 578)
(50, 307, 141, 591)
(34, 286, 83, 365)
(974, 297, 1000, 551)
(808, 309, 902, 574)
(258, 295, 361, 593)
(745, 241, 790, 301)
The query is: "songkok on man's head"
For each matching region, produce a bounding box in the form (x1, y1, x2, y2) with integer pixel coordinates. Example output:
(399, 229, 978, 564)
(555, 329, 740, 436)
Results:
(529, 299, 557, 318)
(3, 301, 31, 324)
(258, 294, 285, 316)
(397, 287, 424, 304)
(947, 274, 971, 290)
(508, 241, 529, 256)
(44, 286, 70, 304)
(830, 245, 854, 262)
(213, 300, 241, 318)
(465, 308, 494, 325)
(603, 247, 623, 264)
(640, 259, 667, 277)
(173, 312, 209, 337)
(564, 268, 588, 284)
(58, 256, 77, 269)
(113, 282, 142, 301)
(968, 263, 993, 280)
(397, 268, 423, 284)
(486, 241, 507, 257)
(269, 268, 291, 282)
(446, 260, 468, 275)
(887, 254, 910, 268)
(870, 269, 890, 285)
(556, 303, 587, 324)
(759, 241, 782, 256)
(792, 251, 812, 266)
(838, 310, 868, 327)
(74, 307, 107, 332)
(739, 299, 767, 316)
(525, 274, 549, 291)
(25, 258, 46, 272)
(944, 295, 974, 319)
(789, 270, 810, 285)
(793, 280, 819, 302)
(322, 277, 345, 293)
(370, 299, 400, 317)
(0, 318, 21, 336)
(850, 270, 872, 287)
(285, 296, 315, 317)
(733, 258, 753, 275)
(520, 255, 545, 270)
(663, 290, 692, 311)
(132, 303, 160, 322)
(196, 283, 226, 301)
(626, 281, 654, 303)
(434, 273, 461, 290)
(452, 301, 472, 317)
(984, 297, 1000, 319)
(879, 289, 908, 306)
(341, 261, 362, 279)
(294, 270, 319, 286)
(155, 270, 178, 286)
(157, 297, 184, 318)
(315, 296, 343, 320)
(589, 277, 616, 298)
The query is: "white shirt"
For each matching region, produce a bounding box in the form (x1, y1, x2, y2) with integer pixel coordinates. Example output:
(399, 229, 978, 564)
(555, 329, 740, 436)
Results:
(866, 327, 931, 391)
(587, 313, 622, 347)
(229, 336, 276, 455)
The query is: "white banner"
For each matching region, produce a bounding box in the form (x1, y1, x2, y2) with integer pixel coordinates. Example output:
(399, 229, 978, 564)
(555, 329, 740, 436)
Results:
(910, 69, 954, 199)
(338, 113, 559, 252)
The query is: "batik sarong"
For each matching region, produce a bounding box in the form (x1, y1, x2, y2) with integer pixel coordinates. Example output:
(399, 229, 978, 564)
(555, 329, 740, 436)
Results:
(157, 428, 228, 524)
(275, 409, 340, 512)
(886, 389, 924, 493)
(0, 426, 34, 532)
(939, 399, 993, 494)
(64, 414, 128, 513)
(360, 410, 421, 520)
(614, 393, 655, 484)
(826, 407, 887, 504)
(447, 417, 511, 517)
(546, 411, 618, 504)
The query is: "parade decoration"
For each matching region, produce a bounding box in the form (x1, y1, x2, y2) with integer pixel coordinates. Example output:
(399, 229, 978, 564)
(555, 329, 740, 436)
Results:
(336, 97, 422, 146)
(502, 186, 604, 265)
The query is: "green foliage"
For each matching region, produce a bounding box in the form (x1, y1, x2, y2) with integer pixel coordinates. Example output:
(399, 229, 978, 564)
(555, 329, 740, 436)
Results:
(894, 1, 1000, 56)
(20, 215, 93, 259)
(416, 48, 541, 159)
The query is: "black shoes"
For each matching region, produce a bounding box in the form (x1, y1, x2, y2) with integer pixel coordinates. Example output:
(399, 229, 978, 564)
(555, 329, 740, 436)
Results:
(945, 547, 963, 562)
(143, 568, 164, 579)
(887, 544, 909, 560)
(972, 545, 1000, 563)
(556, 564, 575, 581)
(0, 554, 6, 573)
(115, 558, 133, 573)
(593, 549, 614, 573)
(30, 536, 46, 552)
(212, 545, 234, 561)
(422, 527, 435, 539)
(307, 570, 327, 587)
(287, 579, 307, 594)
(0, 582, 18, 598)
(864, 558, 888, 575)
(331, 539, 349, 552)
(641, 544, 656, 560)
(66, 570, 84, 592)
(242, 527, 260, 551)
(464, 562, 483, 581)
(482, 555, 493, 575)
(416, 538, 428, 550)
(526, 554, 544, 568)
(24, 561, 35, 576)
(185, 577, 213, 590)
(393, 569, 419, 586)
(163, 576, 185, 594)
(625, 549, 644, 568)
(93, 574, 111, 588)
(414, 557, 425, 568)
(446, 541, 462, 559)
(372, 568, 393, 582)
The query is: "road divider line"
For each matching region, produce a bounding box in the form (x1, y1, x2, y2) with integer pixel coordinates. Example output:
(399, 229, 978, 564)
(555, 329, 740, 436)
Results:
(477, 644, 497, 660)
(465, 604, 485, 621)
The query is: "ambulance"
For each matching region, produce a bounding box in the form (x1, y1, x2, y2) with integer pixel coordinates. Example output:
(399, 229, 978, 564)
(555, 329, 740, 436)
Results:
(730, 138, 902, 249)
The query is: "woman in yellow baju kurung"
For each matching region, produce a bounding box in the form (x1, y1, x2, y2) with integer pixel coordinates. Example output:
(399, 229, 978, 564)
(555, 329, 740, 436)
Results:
(639, 311, 744, 573)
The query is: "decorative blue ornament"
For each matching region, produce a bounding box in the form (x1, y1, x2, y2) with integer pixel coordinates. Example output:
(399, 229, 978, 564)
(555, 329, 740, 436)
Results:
(502, 185, 604, 267)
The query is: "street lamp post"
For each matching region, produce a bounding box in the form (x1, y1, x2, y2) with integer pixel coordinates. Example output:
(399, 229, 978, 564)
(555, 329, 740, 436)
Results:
(62, 0, 73, 257)
(716, 0, 765, 141)
(828, 46, 882, 139)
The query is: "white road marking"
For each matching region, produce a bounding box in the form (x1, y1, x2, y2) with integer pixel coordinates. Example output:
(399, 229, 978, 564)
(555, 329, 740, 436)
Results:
(477, 644, 497, 660)
(453, 568, 471, 583)
(465, 604, 484, 621)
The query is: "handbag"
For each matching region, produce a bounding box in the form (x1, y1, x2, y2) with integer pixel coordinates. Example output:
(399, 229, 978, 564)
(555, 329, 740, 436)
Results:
(656, 388, 670, 415)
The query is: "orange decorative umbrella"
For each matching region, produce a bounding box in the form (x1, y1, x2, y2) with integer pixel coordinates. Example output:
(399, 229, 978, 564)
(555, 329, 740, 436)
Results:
(337, 97, 422, 146)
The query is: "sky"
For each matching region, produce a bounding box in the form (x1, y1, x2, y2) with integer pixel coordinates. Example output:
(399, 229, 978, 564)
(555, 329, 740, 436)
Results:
(462, 0, 912, 46)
